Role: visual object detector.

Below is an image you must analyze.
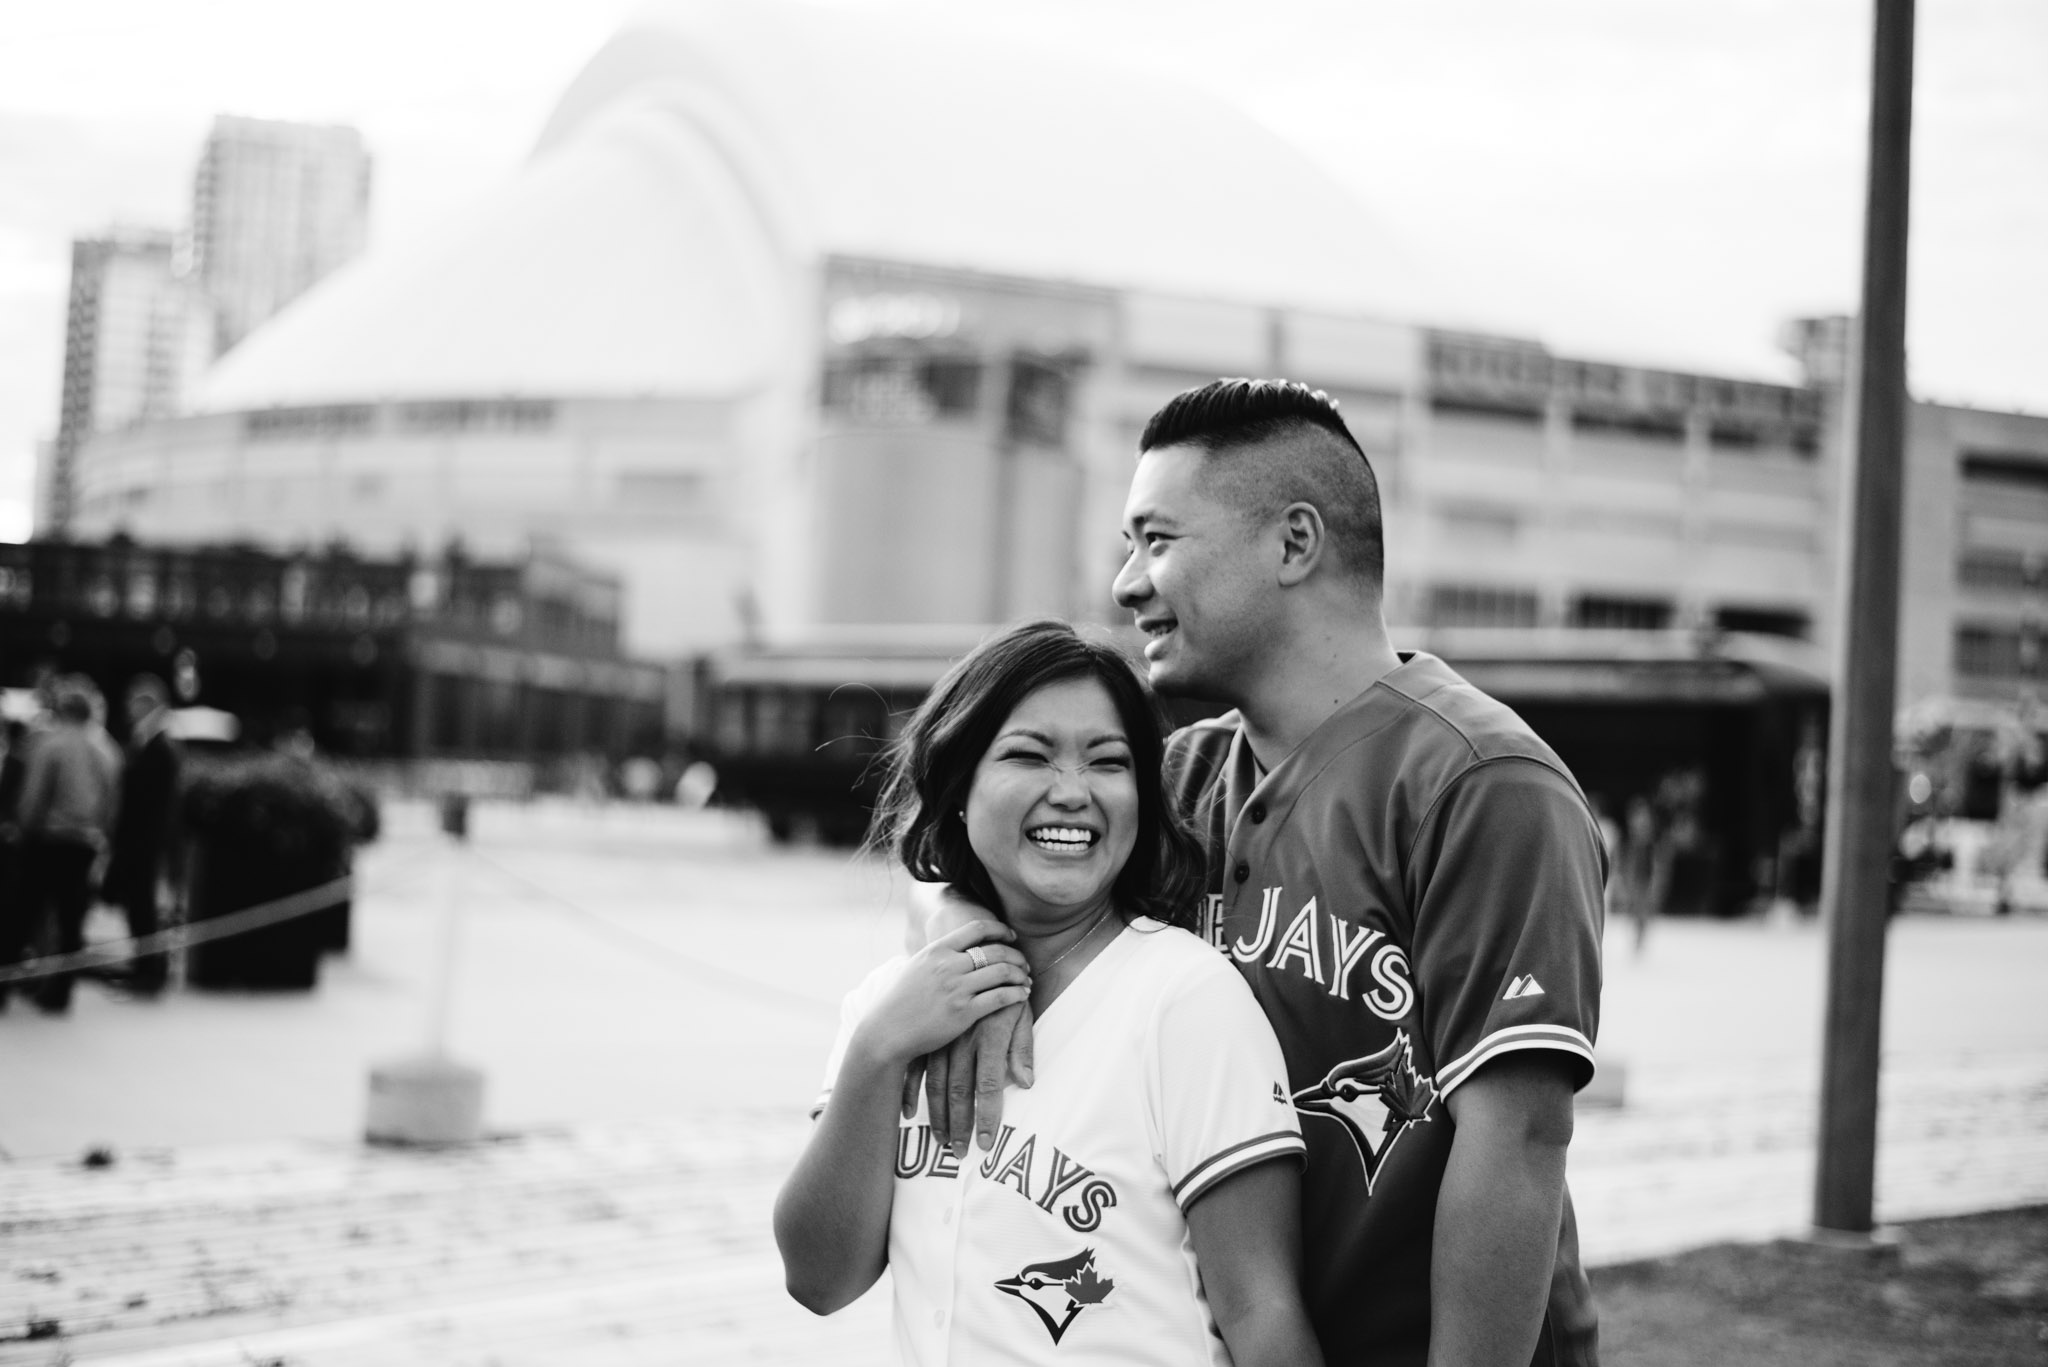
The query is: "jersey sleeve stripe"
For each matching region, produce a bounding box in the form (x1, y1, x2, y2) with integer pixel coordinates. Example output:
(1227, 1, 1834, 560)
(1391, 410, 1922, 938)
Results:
(1435, 1026, 1596, 1099)
(1170, 1130, 1307, 1209)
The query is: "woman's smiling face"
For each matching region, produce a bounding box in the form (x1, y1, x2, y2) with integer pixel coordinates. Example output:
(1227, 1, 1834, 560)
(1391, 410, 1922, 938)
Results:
(963, 676, 1140, 930)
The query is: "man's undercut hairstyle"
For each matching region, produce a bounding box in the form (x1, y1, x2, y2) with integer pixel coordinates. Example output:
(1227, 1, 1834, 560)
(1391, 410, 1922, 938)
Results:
(870, 618, 1207, 932)
(1139, 377, 1384, 586)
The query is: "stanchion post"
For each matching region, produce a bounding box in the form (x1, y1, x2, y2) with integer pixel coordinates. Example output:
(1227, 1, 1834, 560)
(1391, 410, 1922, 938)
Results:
(365, 791, 487, 1146)
(1813, 0, 1915, 1237)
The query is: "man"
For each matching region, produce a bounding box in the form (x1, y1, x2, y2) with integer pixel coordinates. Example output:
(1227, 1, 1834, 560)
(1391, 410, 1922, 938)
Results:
(925, 379, 1604, 1366)
(0, 718, 32, 1010)
(104, 675, 183, 996)
(14, 676, 122, 1013)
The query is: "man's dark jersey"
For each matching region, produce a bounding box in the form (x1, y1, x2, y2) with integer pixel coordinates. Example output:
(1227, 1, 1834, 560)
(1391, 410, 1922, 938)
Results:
(1164, 652, 1605, 1367)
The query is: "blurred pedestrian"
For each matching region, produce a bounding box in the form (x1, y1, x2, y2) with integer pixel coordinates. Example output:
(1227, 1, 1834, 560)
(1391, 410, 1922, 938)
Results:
(14, 677, 122, 1013)
(1616, 795, 1663, 957)
(104, 676, 182, 996)
(0, 717, 32, 1010)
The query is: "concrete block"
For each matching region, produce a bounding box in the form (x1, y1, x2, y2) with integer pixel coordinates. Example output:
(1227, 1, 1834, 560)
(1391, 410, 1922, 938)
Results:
(1579, 1053, 1628, 1110)
(366, 1056, 486, 1146)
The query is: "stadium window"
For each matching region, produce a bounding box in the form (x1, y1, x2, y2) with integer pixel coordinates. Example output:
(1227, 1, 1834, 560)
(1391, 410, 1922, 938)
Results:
(1714, 605, 1812, 640)
(1708, 423, 1762, 451)
(1569, 409, 1685, 443)
(1954, 624, 2048, 679)
(822, 352, 982, 424)
(1570, 594, 1673, 631)
(1426, 583, 1540, 628)
(1005, 356, 1071, 448)
(1961, 451, 2048, 497)
(1957, 549, 2035, 592)
(1428, 396, 1543, 425)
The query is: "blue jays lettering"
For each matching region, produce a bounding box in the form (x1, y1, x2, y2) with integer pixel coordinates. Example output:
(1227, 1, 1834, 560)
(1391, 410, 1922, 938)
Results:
(895, 1121, 1120, 1233)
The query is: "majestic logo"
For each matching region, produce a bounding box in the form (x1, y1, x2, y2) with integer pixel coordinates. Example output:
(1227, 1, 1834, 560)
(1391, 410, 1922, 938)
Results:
(995, 1247, 1116, 1344)
(1503, 974, 1546, 1001)
(1292, 1031, 1437, 1193)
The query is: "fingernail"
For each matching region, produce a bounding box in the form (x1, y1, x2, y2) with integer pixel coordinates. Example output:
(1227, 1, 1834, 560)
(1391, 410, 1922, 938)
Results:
(1020, 1068, 1035, 1086)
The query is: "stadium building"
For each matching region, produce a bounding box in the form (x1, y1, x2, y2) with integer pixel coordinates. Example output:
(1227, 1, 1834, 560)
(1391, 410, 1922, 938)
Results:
(56, 0, 2048, 898)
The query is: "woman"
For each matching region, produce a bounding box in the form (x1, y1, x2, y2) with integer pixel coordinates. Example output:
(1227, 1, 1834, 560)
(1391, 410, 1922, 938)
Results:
(775, 620, 1322, 1366)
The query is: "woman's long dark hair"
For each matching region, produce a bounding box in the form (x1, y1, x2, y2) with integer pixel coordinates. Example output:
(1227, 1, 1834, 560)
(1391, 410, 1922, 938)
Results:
(870, 619, 1207, 932)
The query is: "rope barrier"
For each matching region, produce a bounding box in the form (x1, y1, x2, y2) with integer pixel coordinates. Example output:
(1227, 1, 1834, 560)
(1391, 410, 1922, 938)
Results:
(0, 839, 841, 1022)
(0, 876, 358, 987)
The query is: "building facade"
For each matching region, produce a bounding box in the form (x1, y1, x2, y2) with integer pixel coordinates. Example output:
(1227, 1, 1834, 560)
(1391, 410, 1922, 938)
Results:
(193, 115, 370, 355)
(0, 539, 664, 778)
(41, 229, 213, 534)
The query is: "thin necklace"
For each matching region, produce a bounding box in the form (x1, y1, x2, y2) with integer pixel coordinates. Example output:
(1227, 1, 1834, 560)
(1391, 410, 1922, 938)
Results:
(1038, 907, 1114, 977)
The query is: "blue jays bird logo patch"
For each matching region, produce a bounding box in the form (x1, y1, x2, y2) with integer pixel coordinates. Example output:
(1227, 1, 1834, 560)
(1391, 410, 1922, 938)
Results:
(995, 1247, 1115, 1343)
(1291, 1031, 1437, 1193)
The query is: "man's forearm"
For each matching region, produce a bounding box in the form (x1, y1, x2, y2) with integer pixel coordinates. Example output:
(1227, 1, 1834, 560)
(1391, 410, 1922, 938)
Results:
(1429, 1058, 1574, 1367)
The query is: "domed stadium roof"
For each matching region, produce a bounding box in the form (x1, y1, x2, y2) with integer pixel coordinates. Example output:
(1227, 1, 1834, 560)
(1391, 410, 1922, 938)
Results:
(197, 0, 1420, 410)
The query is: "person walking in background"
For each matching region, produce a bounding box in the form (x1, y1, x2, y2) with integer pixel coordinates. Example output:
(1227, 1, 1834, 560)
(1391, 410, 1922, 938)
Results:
(104, 676, 182, 997)
(14, 677, 122, 1014)
(0, 717, 33, 1011)
(1616, 795, 1664, 957)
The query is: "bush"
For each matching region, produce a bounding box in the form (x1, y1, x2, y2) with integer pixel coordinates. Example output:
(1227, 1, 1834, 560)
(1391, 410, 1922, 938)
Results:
(180, 753, 361, 989)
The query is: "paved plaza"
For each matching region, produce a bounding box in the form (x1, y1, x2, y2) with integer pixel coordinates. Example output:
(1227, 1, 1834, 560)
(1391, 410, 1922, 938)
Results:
(2, 801, 2045, 1364)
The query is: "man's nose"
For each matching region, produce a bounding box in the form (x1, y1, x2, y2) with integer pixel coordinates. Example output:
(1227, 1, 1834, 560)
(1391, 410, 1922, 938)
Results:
(1111, 550, 1148, 609)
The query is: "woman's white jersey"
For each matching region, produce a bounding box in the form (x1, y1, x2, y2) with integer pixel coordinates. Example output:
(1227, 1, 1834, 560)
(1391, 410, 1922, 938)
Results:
(819, 918, 1303, 1366)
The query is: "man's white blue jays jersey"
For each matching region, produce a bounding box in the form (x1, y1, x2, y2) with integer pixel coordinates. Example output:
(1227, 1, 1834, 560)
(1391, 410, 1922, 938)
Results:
(1165, 652, 1605, 1367)
(819, 918, 1303, 1367)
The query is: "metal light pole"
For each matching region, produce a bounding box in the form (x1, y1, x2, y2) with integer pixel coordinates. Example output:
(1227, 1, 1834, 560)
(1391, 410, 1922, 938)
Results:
(1814, 0, 1915, 1236)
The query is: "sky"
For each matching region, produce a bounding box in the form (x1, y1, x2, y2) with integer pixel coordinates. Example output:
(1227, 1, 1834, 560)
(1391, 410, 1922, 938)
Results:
(2, 0, 2044, 541)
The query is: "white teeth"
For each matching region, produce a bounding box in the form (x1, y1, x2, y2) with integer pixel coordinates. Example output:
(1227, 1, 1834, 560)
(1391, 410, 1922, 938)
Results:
(1029, 827, 1097, 849)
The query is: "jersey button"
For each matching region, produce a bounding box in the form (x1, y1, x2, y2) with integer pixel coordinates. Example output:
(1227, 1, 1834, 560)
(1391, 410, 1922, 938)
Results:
(1249, 802, 1266, 824)
(1233, 861, 1251, 884)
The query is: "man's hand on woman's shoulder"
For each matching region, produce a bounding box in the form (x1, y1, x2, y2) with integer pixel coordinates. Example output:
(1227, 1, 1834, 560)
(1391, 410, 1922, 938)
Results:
(904, 882, 1036, 1154)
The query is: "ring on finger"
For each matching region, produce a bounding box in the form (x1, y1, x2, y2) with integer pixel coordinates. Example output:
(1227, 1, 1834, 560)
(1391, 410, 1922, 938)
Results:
(966, 945, 989, 972)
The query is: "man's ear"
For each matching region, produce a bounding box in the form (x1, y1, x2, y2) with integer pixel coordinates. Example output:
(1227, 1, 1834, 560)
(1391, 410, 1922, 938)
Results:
(1275, 502, 1326, 587)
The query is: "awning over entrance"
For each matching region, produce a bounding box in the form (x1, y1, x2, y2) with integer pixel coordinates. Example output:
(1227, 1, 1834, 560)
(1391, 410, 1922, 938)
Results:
(1449, 654, 1829, 706)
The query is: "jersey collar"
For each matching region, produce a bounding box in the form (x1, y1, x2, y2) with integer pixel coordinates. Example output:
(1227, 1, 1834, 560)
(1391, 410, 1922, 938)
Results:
(1221, 651, 1465, 837)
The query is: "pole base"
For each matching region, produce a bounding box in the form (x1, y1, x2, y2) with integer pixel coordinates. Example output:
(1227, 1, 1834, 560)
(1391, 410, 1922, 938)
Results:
(365, 1056, 486, 1146)
(1795, 1224, 1902, 1260)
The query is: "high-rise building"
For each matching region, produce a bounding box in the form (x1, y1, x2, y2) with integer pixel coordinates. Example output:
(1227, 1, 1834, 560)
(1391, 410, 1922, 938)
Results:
(192, 115, 370, 354)
(42, 228, 212, 533)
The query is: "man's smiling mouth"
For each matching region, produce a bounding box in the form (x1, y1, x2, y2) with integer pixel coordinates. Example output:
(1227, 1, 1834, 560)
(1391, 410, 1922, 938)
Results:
(1029, 826, 1098, 853)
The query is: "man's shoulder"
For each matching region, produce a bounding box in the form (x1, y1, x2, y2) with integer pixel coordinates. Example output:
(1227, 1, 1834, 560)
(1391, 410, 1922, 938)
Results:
(1371, 655, 1576, 787)
(1163, 712, 1241, 801)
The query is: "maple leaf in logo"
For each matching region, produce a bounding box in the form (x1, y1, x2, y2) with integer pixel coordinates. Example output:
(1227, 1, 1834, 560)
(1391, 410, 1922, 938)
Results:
(1292, 1030, 1439, 1194)
(1379, 1038, 1437, 1125)
(1065, 1258, 1115, 1306)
